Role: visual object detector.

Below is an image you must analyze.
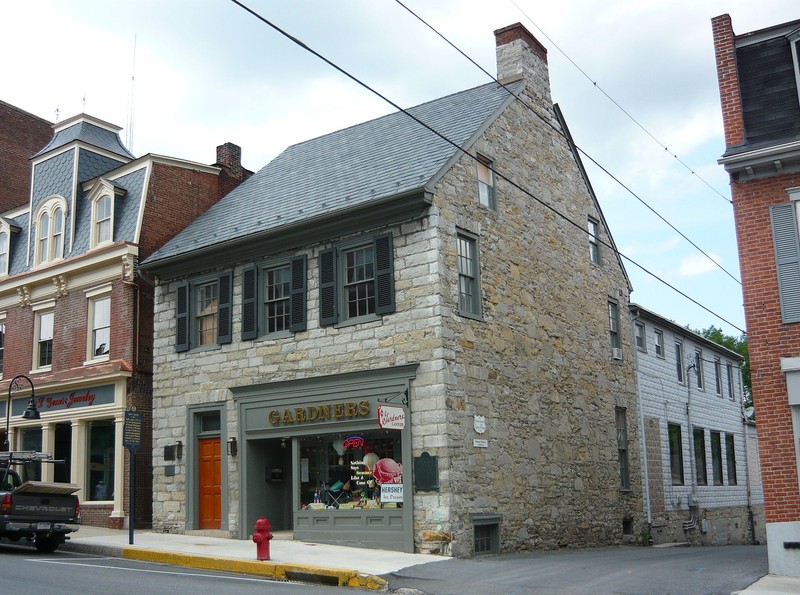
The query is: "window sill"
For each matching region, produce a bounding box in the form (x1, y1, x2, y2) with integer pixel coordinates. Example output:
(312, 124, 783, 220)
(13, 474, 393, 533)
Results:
(29, 366, 52, 375)
(255, 330, 292, 342)
(188, 343, 221, 354)
(458, 310, 484, 322)
(335, 314, 380, 329)
(84, 354, 110, 366)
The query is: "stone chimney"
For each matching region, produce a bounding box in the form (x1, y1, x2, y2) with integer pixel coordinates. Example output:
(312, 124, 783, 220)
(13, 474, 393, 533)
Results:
(214, 142, 251, 199)
(494, 23, 552, 111)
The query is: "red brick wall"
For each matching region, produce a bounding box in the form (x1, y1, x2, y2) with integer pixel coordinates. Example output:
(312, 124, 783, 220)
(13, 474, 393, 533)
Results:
(712, 15, 745, 148)
(731, 173, 800, 524)
(0, 101, 52, 213)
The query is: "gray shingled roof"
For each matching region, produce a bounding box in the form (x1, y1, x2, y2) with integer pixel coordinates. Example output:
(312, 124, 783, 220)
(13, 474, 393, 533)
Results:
(34, 120, 134, 159)
(144, 81, 519, 265)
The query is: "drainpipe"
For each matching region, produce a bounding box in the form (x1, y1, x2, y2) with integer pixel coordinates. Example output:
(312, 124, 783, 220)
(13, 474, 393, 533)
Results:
(739, 363, 756, 544)
(630, 310, 652, 532)
(683, 362, 698, 531)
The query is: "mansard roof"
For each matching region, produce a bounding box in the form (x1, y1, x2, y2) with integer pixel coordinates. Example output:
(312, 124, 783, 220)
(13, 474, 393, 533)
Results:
(34, 113, 134, 160)
(144, 81, 521, 268)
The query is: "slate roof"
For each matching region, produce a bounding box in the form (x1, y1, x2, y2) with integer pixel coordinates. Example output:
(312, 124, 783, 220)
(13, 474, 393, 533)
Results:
(34, 120, 134, 160)
(144, 81, 520, 266)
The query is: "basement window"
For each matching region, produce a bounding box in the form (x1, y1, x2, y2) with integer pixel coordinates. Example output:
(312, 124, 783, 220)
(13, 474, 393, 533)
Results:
(470, 513, 501, 555)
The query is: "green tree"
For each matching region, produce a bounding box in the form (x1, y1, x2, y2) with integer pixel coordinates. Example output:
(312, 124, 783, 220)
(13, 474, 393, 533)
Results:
(694, 325, 751, 410)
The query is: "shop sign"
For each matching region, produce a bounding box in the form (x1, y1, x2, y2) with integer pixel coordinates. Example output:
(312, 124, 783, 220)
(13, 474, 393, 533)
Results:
(380, 484, 403, 503)
(9, 384, 115, 416)
(267, 400, 370, 426)
(377, 405, 405, 430)
(342, 436, 364, 449)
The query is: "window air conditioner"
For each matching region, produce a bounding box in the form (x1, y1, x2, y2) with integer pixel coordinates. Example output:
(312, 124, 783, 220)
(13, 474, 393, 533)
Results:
(612, 347, 623, 360)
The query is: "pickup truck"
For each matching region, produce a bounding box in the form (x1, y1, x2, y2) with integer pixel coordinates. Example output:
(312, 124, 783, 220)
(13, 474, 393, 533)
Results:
(0, 451, 80, 552)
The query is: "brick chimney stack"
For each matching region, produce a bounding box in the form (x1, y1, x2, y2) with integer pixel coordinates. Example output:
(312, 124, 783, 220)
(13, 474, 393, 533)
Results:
(215, 142, 250, 199)
(494, 23, 552, 112)
(711, 14, 746, 148)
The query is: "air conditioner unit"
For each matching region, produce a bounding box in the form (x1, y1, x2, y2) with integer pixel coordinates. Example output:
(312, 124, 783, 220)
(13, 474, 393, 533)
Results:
(612, 347, 623, 360)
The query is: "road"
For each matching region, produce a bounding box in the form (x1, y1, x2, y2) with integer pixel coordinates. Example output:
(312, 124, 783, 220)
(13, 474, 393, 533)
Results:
(384, 544, 768, 595)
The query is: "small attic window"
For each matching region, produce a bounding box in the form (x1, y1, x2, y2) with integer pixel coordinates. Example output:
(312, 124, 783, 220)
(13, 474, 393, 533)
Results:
(0, 230, 8, 276)
(93, 194, 113, 247)
(476, 154, 496, 210)
(789, 30, 800, 105)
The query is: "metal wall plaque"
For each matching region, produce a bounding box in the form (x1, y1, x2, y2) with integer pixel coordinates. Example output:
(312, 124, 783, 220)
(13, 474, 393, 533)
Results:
(413, 451, 439, 492)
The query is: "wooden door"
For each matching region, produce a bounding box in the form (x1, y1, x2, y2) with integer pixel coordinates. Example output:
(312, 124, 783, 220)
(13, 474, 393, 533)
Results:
(198, 437, 221, 529)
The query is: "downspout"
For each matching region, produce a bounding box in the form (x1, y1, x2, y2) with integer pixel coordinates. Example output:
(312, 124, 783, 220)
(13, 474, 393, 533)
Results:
(630, 310, 652, 533)
(739, 363, 756, 544)
(683, 362, 698, 531)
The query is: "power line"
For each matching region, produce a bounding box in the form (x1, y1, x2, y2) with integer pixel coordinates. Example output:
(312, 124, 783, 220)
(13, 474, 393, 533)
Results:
(508, 0, 733, 206)
(227, 0, 744, 334)
(393, 0, 740, 286)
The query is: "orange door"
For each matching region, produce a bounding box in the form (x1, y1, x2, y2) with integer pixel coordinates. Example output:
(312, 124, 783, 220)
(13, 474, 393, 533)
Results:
(198, 437, 221, 529)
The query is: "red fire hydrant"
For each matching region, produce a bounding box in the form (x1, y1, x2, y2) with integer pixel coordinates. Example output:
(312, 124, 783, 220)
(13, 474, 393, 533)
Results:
(251, 517, 273, 561)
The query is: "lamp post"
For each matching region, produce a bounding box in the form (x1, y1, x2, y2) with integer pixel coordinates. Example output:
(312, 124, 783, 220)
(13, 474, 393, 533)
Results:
(4, 375, 41, 452)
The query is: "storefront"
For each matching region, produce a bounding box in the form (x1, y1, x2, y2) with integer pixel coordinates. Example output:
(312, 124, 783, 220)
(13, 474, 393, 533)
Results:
(232, 365, 416, 552)
(2, 380, 128, 526)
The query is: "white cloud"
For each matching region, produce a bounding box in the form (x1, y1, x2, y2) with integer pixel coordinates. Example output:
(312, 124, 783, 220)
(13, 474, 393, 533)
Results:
(678, 252, 722, 277)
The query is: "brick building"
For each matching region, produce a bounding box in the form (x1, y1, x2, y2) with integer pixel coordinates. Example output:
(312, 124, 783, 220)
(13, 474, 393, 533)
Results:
(630, 305, 764, 546)
(0, 100, 52, 213)
(144, 23, 642, 556)
(712, 15, 800, 575)
(0, 107, 249, 528)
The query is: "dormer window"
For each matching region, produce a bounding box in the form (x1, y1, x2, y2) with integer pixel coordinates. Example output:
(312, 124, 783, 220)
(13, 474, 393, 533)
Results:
(35, 197, 66, 265)
(0, 231, 8, 276)
(93, 194, 113, 247)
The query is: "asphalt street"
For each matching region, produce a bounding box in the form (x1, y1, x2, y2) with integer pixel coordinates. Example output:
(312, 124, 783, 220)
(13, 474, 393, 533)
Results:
(384, 544, 768, 595)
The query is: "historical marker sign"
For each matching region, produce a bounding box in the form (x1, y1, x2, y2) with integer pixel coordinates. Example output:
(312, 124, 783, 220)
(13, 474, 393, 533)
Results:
(123, 409, 143, 451)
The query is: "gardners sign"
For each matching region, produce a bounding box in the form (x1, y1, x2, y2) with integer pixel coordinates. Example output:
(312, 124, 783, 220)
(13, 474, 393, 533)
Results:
(268, 400, 370, 426)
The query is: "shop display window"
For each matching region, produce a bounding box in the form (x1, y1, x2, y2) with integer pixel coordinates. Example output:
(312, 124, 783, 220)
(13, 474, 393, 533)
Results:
(20, 428, 42, 481)
(298, 429, 402, 510)
(87, 419, 114, 501)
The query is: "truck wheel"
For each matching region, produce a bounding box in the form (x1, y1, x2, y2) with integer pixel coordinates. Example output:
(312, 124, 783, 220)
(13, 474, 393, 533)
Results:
(34, 538, 59, 553)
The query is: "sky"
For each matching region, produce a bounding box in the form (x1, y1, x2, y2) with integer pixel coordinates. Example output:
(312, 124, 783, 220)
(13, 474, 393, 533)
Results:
(2, 0, 797, 338)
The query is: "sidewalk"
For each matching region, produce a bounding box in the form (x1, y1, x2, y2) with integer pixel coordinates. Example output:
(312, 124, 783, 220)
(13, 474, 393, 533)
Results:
(59, 525, 448, 590)
(738, 574, 800, 594)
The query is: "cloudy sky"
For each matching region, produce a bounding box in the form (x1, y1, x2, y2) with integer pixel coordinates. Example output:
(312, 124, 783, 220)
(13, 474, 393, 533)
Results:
(2, 0, 797, 337)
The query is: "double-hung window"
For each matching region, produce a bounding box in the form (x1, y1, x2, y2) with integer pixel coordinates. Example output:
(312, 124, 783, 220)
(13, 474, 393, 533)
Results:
(477, 155, 495, 210)
(616, 407, 629, 490)
(242, 256, 307, 340)
(0, 231, 8, 276)
(634, 321, 646, 351)
(675, 340, 685, 383)
(0, 319, 5, 376)
(668, 423, 684, 485)
(725, 434, 738, 485)
(727, 363, 735, 401)
(86, 287, 111, 361)
(693, 427, 708, 486)
(175, 272, 233, 352)
(319, 234, 395, 326)
(588, 218, 600, 264)
(654, 329, 664, 357)
(94, 195, 113, 245)
(33, 306, 55, 370)
(608, 301, 621, 359)
(714, 358, 722, 396)
(711, 431, 723, 485)
(457, 231, 482, 319)
(694, 349, 704, 389)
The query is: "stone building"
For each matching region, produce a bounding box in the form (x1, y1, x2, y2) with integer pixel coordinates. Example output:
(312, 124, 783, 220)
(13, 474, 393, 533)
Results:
(0, 106, 248, 528)
(143, 23, 641, 556)
(712, 15, 800, 576)
(630, 305, 764, 546)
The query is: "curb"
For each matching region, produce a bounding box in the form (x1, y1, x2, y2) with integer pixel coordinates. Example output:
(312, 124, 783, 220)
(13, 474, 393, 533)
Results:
(61, 542, 387, 591)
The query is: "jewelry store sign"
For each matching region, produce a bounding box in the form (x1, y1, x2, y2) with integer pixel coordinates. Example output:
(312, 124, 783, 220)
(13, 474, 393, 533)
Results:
(8, 384, 115, 416)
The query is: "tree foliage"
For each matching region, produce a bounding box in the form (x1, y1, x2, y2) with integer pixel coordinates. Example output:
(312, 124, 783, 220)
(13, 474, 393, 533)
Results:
(694, 325, 751, 409)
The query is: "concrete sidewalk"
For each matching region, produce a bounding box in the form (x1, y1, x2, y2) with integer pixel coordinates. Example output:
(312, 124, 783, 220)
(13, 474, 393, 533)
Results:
(738, 574, 800, 594)
(59, 525, 447, 590)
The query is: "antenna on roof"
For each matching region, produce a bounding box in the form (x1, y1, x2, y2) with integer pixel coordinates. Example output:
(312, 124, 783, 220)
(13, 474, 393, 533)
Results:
(55, 106, 60, 122)
(82, 94, 86, 111)
(125, 34, 137, 153)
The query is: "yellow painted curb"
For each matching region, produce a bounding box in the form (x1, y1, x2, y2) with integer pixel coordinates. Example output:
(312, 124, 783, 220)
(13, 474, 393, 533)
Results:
(121, 547, 388, 590)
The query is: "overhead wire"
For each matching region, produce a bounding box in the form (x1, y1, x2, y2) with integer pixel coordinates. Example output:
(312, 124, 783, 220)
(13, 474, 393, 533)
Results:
(393, 0, 740, 286)
(227, 0, 745, 335)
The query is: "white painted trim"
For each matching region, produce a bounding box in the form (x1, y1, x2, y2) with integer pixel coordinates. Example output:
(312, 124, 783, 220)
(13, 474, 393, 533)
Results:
(84, 283, 113, 298)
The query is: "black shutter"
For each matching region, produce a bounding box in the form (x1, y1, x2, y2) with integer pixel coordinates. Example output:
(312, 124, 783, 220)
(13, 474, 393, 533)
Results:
(374, 233, 395, 315)
(289, 255, 307, 332)
(771, 203, 800, 323)
(217, 271, 233, 344)
(319, 248, 338, 326)
(176, 280, 189, 352)
(242, 264, 258, 340)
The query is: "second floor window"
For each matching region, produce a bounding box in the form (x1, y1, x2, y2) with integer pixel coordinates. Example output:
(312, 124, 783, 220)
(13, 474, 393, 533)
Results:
(242, 257, 307, 340)
(675, 341, 685, 383)
(694, 349, 704, 389)
(608, 301, 621, 358)
(654, 329, 664, 357)
(457, 232, 482, 319)
(319, 234, 395, 326)
(714, 358, 722, 395)
(175, 272, 232, 352)
(36, 310, 54, 369)
(635, 321, 645, 351)
(91, 296, 111, 357)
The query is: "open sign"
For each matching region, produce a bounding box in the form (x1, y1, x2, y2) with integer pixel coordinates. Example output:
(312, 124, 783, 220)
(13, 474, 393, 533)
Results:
(342, 436, 364, 449)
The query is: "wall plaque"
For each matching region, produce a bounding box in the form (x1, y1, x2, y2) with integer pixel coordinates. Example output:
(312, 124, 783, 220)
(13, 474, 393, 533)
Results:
(413, 451, 439, 492)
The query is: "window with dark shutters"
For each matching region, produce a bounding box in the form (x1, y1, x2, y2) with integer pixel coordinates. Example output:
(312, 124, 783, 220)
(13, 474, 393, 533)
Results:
(217, 272, 233, 344)
(319, 248, 338, 326)
(374, 233, 395, 315)
(241, 265, 258, 340)
(290, 255, 307, 332)
(770, 203, 800, 323)
(176, 281, 189, 352)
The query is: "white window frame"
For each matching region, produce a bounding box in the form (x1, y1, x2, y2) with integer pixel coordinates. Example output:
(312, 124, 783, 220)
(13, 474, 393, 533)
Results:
(694, 348, 704, 389)
(32, 300, 56, 373)
(34, 196, 67, 266)
(654, 329, 664, 358)
(608, 300, 621, 359)
(0, 229, 9, 276)
(675, 340, 685, 384)
(476, 154, 496, 210)
(588, 218, 600, 264)
(634, 321, 646, 351)
(714, 357, 723, 396)
(85, 284, 112, 364)
(92, 194, 114, 248)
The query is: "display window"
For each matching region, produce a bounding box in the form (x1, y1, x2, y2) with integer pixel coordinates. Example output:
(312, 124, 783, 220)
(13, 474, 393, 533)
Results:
(298, 429, 403, 510)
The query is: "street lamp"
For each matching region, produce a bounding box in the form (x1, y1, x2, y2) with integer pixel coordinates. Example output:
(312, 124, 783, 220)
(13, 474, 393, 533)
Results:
(4, 375, 40, 452)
